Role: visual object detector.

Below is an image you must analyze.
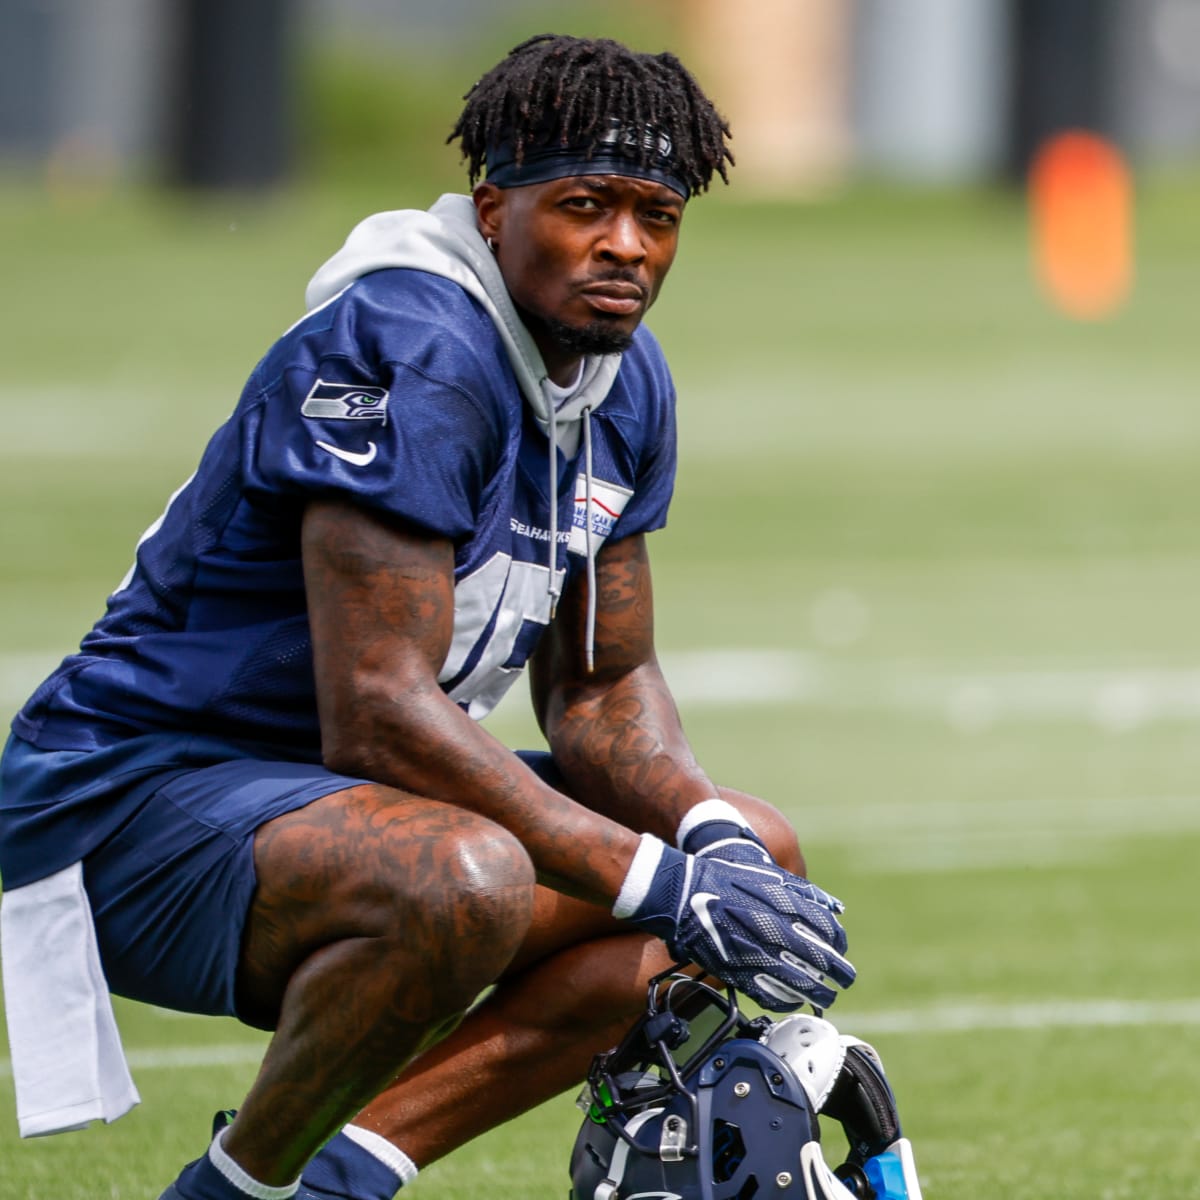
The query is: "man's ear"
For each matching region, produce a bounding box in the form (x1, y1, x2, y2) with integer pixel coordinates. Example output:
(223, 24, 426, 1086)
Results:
(473, 182, 504, 244)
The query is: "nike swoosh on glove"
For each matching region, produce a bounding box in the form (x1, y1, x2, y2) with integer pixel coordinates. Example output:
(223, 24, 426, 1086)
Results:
(695, 837, 846, 917)
(614, 834, 855, 1011)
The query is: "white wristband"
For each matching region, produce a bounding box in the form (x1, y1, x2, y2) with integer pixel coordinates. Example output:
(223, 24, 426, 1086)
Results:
(612, 833, 668, 919)
(675, 798, 751, 848)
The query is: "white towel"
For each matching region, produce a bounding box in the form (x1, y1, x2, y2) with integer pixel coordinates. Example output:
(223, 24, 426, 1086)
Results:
(1, 862, 140, 1136)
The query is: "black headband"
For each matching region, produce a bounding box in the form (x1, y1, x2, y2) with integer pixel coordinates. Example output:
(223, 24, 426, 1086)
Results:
(484, 118, 690, 199)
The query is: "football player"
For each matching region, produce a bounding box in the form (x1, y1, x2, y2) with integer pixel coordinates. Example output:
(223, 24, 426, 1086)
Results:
(0, 33, 855, 1200)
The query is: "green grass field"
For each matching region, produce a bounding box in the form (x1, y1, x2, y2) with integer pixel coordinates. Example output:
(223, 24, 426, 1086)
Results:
(2, 161, 1200, 1199)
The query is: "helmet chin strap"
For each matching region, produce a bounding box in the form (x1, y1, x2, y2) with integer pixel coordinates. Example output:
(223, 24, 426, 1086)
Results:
(590, 1108, 663, 1200)
(801, 1141, 858, 1200)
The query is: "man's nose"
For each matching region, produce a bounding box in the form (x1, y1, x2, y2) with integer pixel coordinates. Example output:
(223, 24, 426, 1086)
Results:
(597, 212, 646, 263)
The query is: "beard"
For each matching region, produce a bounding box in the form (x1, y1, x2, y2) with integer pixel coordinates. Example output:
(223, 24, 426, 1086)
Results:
(542, 315, 634, 357)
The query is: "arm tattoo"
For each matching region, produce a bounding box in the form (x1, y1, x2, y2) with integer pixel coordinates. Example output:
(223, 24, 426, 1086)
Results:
(301, 498, 640, 902)
(532, 534, 715, 837)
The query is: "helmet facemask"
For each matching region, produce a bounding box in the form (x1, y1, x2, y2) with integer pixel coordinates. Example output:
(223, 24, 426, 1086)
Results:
(570, 969, 923, 1200)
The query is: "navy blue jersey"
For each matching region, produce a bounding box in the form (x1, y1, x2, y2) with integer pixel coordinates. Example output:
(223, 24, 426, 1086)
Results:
(12, 268, 677, 759)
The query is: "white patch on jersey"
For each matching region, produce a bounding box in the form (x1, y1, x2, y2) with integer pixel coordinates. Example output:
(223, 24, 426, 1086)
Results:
(439, 552, 565, 720)
(568, 476, 633, 556)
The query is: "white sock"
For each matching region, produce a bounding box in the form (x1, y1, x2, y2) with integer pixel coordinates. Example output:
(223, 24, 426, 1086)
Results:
(209, 1125, 302, 1200)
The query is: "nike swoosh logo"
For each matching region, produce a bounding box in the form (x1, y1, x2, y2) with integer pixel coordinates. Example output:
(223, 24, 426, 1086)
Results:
(316, 439, 377, 467)
(690, 892, 730, 962)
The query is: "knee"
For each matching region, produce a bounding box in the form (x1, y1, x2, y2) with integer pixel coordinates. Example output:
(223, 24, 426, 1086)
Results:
(334, 800, 536, 1014)
(416, 819, 536, 1005)
(718, 789, 806, 876)
(447, 818, 538, 937)
(242, 791, 537, 1028)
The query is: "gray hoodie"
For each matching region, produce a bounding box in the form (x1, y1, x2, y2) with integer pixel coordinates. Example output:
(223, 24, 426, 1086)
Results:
(305, 193, 622, 458)
(305, 192, 621, 666)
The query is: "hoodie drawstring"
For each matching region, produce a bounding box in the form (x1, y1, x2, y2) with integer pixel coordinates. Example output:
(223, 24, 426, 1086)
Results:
(582, 407, 596, 674)
(547, 401, 561, 618)
(545, 400, 597, 674)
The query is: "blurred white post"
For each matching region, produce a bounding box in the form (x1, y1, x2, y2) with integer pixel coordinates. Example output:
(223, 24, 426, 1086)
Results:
(680, 0, 854, 196)
(853, 0, 1011, 183)
(1115, 0, 1200, 165)
(0, 0, 170, 184)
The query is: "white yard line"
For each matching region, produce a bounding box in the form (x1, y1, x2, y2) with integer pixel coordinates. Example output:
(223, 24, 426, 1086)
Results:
(5, 650, 1200, 875)
(657, 649, 1200, 731)
(845, 997, 1200, 1035)
(0, 1041, 266, 1080)
(8, 648, 1200, 730)
(4, 998, 1200, 1079)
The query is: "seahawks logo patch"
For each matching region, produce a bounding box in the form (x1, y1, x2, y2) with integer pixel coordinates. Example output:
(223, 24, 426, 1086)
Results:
(301, 379, 389, 421)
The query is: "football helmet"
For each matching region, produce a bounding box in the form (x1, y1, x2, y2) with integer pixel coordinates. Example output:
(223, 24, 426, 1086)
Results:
(569, 969, 922, 1200)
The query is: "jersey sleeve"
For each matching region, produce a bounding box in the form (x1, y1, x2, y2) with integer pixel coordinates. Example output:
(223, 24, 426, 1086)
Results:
(606, 330, 678, 540)
(246, 274, 503, 541)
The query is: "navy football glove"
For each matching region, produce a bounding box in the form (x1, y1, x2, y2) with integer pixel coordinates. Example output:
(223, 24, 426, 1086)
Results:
(613, 833, 855, 1012)
(678, 798, 846, 917)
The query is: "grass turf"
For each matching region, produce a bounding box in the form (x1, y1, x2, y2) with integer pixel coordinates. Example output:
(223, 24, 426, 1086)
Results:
(2, 165, 1200, 1196)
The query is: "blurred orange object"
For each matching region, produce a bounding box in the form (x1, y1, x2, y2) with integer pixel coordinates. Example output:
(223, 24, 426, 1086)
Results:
(1028, 130, 1133, 320)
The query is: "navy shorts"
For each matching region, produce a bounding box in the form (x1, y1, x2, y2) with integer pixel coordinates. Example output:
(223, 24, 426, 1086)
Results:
(1, 735, 562, 1023)
(81, 758, 365, 1019)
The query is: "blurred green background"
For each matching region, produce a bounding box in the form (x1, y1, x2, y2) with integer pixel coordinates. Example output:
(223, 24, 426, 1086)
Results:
(3, 5, 1200, 1199)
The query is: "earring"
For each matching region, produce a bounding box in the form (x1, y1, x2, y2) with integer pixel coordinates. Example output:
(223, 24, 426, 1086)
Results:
(486, 237, 497, 253)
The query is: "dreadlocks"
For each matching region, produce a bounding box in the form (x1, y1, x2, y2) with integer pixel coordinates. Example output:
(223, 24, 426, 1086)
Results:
(448, 33, 734, 196)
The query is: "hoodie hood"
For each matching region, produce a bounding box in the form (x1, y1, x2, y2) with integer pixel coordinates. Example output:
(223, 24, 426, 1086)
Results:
(304, 193, 622, 458)
(306, 193, 619, 670)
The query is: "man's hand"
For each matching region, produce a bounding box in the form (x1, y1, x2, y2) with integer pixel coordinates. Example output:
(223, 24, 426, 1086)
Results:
(613, 834, 855, 1012)
(677, 798, 846, 916)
